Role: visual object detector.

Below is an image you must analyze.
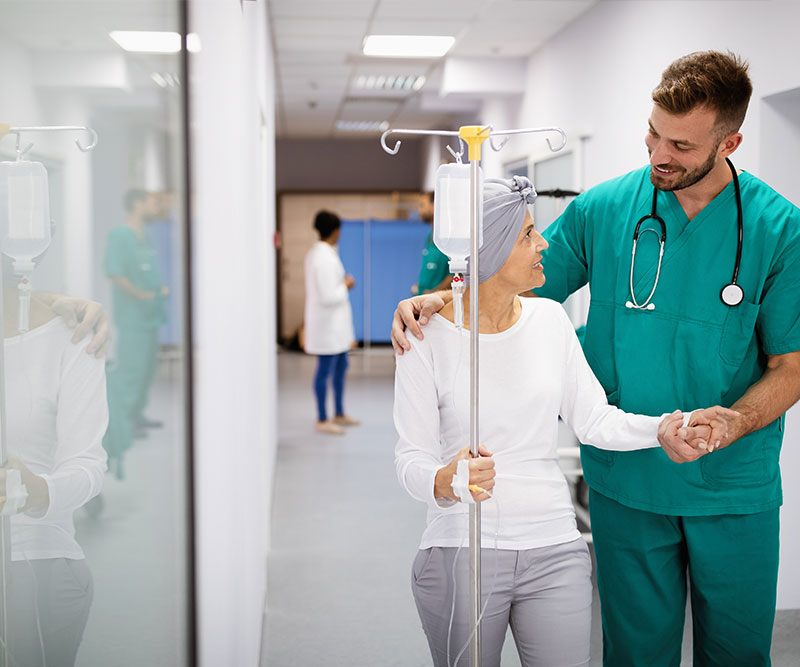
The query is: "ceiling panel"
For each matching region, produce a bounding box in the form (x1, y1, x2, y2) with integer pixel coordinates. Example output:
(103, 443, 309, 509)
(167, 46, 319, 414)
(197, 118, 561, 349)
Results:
(268, 0, 598, 138)
(338, 99, 402, 121)
(273, 17, 369, 38)
(275, 33, 363, 53)
(374, 0, 486, 20)
(367, 19, 471, 36)
(279, 51, 351, 66)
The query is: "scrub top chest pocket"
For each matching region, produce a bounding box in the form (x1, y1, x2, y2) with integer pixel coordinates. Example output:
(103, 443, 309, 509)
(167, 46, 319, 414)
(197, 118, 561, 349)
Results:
(719, 299, 760, 367)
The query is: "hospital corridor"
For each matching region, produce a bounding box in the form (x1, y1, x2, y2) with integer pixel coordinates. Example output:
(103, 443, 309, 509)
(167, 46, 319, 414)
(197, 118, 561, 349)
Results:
(2, 1, 800, 666)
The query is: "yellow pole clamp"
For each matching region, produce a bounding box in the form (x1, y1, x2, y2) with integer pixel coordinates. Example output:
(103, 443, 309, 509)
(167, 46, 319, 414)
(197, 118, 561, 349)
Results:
(458, 125, 490, 162)
(0, 122, 10, 142)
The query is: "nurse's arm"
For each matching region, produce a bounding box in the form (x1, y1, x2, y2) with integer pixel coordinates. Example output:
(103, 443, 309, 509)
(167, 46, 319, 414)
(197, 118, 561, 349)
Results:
(690, 349, 800, 449)
(32, 291, 110, 358)
(390, 291, 450, 355)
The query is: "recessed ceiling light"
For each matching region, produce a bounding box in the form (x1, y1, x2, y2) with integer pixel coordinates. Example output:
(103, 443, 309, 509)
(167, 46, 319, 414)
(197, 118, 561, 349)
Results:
(362, 35, 455, 58)
(110, 31, 201, 54)
(335, 120, 390, 132)
(354, 74, 426, 91)
(151, 72, 181, 88)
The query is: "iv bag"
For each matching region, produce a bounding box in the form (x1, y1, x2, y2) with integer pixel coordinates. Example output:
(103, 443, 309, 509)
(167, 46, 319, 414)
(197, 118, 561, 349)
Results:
(433, 162, 483, 273)
(0, 159, 52, 265)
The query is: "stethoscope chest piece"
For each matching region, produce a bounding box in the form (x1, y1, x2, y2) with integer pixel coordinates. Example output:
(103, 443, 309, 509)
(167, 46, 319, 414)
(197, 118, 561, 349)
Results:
(720, 283, 744, 307)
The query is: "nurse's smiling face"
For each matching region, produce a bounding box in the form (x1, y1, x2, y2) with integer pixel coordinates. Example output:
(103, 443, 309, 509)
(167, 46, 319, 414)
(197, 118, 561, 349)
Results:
(491, 211, 548, 293)
(645, 104, 727, 191)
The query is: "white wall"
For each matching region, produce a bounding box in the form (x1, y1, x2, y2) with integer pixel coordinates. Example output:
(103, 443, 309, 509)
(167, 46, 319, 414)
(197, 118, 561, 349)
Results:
(502, 0, 800, 610)
(189, 0, 276, 664)
(509, 0, 800, 188)
(760, 87, 800, 609)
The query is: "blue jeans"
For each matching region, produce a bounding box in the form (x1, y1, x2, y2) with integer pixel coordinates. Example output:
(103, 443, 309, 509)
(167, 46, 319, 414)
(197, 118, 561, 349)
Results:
(314, 352, 348, 421)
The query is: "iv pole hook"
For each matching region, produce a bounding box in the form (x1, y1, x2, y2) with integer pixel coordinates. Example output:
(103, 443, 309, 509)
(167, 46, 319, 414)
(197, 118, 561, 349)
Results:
(75, 127, 98, 152)
(380, 129, 401, 155)
(380, 128, 461, 156)
(445, 138, 466, 164)
(489, 126, 568, 153)
(4, 125, 99, 156)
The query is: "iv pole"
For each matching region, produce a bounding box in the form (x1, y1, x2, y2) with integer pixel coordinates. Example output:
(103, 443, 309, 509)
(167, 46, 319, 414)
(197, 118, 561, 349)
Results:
(0, 123, 97, 667)
(381, 124, 566, 667)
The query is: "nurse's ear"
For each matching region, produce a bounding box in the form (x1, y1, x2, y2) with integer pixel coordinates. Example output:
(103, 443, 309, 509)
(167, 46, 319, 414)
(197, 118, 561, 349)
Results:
(716, 131, 742, 159)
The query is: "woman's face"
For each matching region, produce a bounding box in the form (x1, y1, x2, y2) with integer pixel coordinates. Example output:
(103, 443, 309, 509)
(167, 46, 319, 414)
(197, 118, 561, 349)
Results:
(492, 210, 548, 292)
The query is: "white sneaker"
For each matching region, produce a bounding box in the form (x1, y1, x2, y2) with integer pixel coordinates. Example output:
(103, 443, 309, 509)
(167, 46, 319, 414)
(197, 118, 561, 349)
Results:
(316, 421, 345, 435)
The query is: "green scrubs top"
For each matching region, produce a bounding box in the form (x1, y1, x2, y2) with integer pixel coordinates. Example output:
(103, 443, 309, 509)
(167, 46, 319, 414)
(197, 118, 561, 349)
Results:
(415, 232, 450, 295)
(105, 225, 166, 330)
(536, 166, 800, 516)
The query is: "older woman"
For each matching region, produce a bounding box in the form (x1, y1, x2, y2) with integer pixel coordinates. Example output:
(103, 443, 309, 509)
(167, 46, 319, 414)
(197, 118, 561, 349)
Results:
(393, 176, 734, 667)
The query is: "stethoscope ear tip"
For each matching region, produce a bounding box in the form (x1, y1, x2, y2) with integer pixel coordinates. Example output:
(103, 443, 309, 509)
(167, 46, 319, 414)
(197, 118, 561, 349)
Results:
(625, 301, 633, 309)
(646, 303, 655, 310)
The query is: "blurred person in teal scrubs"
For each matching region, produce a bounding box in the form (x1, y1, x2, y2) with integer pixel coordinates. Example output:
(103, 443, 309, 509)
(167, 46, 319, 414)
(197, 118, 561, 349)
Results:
(391, 51, 800, 667)
(103, 189, 167, 478)
(412, 191, 452, 295)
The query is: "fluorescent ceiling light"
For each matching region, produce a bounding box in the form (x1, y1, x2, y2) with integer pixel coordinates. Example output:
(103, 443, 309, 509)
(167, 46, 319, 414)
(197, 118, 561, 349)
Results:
(110, 31, 201, 54)
(354, 74, 426, 91)
(335, 120, 390, 132)
(363, 35, 454, 58)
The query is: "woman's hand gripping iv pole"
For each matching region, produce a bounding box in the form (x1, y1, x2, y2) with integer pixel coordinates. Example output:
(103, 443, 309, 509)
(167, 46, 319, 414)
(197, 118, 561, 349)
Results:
(434, 444, 495, 503)
(432, 444, 499, 667)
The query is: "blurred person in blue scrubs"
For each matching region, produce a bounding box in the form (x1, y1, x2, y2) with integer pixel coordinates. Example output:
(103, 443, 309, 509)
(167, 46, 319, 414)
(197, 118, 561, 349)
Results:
(145, 190, 181, 347)
(392, 51, 800, 667)
(103, 189, 167, 478)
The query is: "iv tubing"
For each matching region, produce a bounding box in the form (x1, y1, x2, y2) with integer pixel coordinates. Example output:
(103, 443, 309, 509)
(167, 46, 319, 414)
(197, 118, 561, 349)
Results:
(17, 276, 31, 334)
(452, 275, 465, 330)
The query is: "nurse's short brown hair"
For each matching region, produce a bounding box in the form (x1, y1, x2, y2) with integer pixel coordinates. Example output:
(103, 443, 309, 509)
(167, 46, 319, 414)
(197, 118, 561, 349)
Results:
(652, 51, 753, 140)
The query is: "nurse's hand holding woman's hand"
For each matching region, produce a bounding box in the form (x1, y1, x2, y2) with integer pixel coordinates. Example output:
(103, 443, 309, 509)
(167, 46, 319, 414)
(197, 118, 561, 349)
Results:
(686, 406, 742, 453)
(434, 444, 495, 503)
(657, 406, 741, 463)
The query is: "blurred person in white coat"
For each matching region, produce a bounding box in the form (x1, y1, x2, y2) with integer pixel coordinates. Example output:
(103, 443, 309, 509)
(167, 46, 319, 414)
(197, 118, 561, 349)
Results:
(304, 210, 360, 435)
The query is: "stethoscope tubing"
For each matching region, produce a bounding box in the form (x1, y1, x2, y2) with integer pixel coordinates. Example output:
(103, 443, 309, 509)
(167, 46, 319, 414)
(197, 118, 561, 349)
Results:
(627, 157, 743, 310)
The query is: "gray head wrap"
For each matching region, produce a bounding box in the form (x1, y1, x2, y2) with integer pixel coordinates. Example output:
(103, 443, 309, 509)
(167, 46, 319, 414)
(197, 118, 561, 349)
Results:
(465, 175, 537, 284)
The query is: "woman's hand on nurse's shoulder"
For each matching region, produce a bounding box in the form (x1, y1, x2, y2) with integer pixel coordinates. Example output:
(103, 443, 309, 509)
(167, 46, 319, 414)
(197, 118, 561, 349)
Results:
(391, 292, 446, 355)
(434, 444, 495, 503)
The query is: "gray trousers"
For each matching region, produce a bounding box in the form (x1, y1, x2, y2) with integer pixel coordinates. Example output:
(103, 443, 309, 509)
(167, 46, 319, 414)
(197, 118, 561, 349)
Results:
(6, 558, 94, 667)
(411, 539, 592, 667)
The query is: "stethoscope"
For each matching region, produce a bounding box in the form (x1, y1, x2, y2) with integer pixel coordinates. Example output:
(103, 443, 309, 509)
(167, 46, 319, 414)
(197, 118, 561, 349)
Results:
(626, 157, 744, 311)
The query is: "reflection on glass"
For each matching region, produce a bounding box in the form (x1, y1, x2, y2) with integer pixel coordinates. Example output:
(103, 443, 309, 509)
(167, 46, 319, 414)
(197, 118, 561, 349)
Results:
(2, 277, 108, 667)
(0, 2, 189, 665)
(103, 190, 168, 480)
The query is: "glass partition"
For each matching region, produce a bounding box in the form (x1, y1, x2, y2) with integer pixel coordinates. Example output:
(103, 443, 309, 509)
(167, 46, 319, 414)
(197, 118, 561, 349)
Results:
(0, 2, 192, 665)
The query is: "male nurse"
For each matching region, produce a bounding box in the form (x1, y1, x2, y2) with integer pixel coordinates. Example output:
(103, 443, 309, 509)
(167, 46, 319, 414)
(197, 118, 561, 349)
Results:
(391, 51, 800, 666)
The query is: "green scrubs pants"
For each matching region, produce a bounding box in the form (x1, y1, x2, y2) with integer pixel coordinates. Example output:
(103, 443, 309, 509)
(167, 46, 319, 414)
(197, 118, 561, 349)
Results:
(103, 327, 160, 479)
(589, 490, 778, 667)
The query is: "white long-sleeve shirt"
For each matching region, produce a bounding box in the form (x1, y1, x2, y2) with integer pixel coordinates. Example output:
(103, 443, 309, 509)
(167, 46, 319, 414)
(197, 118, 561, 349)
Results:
(394, 297, 663, 550)
(303, 241, 355, 355)
(5, 317, 108, 561)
